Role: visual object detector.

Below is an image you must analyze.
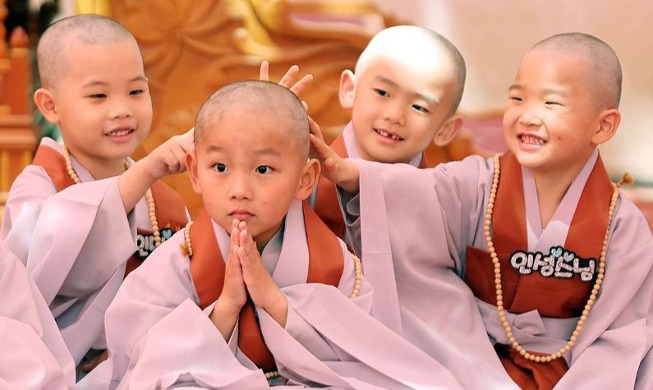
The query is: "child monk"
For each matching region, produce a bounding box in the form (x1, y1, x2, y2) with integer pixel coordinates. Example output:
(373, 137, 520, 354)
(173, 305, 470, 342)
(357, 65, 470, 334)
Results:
(312, 25, 466, 241)
(0, 14, 191, 373)
(312, 32, 653, 389)
(80, 80, 464, 389)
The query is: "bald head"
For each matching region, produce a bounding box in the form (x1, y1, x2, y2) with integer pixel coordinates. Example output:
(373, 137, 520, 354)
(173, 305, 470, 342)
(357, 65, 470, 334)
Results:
(37, 14, 138, 89)
(531, 32, 622, 109)
(195, 80, 310, 160)
(356, 25, 467, 115)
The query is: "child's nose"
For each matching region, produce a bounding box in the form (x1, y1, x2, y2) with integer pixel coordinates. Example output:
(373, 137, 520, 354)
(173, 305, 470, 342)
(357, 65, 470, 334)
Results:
(383, 100, 406, 126)
(229, 174, 253, 200)
(518, 110, 543, 127)
(109, 98, 133, 119)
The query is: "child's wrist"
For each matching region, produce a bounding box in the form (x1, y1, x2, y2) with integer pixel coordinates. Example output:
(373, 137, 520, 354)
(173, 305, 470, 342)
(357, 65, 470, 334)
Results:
(132, 156, 163, 184)
(262, 291, 287, 314)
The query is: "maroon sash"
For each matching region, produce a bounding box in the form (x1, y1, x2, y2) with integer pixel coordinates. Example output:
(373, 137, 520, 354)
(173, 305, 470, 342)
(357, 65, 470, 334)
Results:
(31, 143, 187, 277)
(313, 132, 428, 238)
(465, 151, 613, 389)
(189, 202, 344, 372)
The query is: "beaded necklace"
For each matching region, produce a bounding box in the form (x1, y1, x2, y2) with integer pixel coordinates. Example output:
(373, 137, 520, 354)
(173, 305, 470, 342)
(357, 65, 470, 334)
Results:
(484, 153, 630, 363)
(62, 144, 161, 248)
(182, 219, 363, 380)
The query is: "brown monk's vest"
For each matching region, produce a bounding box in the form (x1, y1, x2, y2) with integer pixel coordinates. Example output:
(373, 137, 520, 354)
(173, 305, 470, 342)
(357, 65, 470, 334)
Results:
(465, 151, 613, 390)
(313, 133, 428, 238)
(32, 143, 187, 277)
(189, 202, 344, 372)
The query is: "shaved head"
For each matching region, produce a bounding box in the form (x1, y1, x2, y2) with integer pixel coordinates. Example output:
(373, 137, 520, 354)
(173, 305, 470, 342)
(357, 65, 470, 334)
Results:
(531, 32, 622, 109)
(195, 80, 310, 160)
(37, 14, 138, 89)
(356, 25, 466, 115)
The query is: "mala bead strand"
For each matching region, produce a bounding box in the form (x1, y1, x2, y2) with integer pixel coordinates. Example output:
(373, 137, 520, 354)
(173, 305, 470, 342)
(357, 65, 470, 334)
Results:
(62, 144, 161, 247)
(62, 145, 81, 184)
(484, 153, 623, 363)
(264, 370, 279, 379)
(349, 253, 363, 299)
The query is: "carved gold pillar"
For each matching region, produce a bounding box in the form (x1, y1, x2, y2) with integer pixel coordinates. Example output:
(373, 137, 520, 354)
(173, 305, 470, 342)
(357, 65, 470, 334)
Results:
(0, 16, 35, 217)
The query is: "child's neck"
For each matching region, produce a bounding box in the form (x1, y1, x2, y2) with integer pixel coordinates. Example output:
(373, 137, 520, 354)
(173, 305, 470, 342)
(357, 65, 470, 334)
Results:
(532, 171, 576, 228)
(77, 155, 128, 180)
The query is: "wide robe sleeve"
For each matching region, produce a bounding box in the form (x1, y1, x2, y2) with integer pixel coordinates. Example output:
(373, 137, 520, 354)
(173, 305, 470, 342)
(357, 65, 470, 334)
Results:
(555, 197, 653, 389)
(79, 231, 270, 390)
(340, 156, 520, 390)
(0, 243, 76, 389)
(2, 164, 137, 363)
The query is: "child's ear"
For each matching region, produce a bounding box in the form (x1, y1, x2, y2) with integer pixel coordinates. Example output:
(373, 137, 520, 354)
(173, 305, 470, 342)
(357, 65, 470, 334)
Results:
(339, 70, 356, 109)
(591, 108, 621, 145)
(185, 150, 202, 195)
(295, 158, 320, 200)
(33, 88, 59, 124)
(432, 114, 463, 146)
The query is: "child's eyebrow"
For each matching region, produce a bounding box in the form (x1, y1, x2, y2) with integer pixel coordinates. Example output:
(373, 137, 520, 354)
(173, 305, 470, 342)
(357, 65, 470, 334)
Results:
(204, 145, 282, 157)
(81, 76, 148, 88)
(373, 75, 438, 105)
(252, 147, 282, 157)
(508, 84, 568, 99)
(541, 87, 568, 98)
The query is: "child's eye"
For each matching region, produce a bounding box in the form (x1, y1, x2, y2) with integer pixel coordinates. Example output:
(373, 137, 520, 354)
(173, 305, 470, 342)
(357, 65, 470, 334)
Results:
(213, 163, 228, 173)
(130, 89, 145, 96)
(89, 93, 107, 99)
(374, 89, 389, 97)
(256, 165, 272, 174)
(545, 101, 561, 106)
(412, 104, 429, 113)
(508, 95, 523, 102)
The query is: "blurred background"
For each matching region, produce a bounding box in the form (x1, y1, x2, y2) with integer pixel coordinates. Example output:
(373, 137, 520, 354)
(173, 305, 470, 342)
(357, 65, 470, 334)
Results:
(1, 0, 651, 225)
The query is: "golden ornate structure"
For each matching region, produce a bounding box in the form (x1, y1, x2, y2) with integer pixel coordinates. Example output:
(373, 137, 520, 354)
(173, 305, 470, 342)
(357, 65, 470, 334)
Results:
(0, 0, 34, 218)
(108, 0, 392, 215)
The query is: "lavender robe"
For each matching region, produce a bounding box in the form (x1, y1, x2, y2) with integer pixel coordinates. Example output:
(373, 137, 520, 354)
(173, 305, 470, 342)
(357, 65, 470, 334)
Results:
(0, 240, 76, 388)
(1, 137, 188, 365)
(80, 200, 463, 389)
(342, 151, 653, 389)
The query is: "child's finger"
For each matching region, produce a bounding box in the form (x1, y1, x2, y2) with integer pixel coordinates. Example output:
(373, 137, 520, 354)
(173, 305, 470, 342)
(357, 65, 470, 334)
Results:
(289, 73, 314, 96)
(277, 65, 300, 88)
(259, 60, 270, 81)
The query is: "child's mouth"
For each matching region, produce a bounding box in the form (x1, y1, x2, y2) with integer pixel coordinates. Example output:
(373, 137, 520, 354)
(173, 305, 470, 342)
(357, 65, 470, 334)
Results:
(375, 128, 403, 141)
(107, 128, 134, 138)
(519, 134, 545, 146)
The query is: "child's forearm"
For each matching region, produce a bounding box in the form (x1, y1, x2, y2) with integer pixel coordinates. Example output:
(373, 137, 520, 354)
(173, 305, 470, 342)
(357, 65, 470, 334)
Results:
(210, 298, 241, 341)
(117, 158, 159, 213)
(261, 293, 288, 328)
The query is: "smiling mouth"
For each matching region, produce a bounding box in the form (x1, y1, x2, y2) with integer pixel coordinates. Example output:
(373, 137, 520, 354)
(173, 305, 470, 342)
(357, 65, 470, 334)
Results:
(519, 134, 545, 146)
(107, 128, 134, 137)
(375, 128, 403, 141)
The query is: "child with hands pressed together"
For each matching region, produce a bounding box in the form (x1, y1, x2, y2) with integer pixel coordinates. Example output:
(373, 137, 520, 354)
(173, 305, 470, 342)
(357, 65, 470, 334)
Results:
(81, 80, 464, 389)
(311, 32, 653, 389)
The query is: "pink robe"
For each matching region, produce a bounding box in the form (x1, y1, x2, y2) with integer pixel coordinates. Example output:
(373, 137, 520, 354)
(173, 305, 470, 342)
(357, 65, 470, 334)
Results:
(0, 137, 189, 365)
(80, 200, 463, 389)
(312, 122, 426, 240)
(343, 149, 653, 389)
(0, 240, 76, 388)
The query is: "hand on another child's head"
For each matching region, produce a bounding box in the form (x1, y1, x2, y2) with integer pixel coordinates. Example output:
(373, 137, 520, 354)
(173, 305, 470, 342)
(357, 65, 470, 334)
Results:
(308, 116, 360, 193)
(145, 129, 194, 179)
